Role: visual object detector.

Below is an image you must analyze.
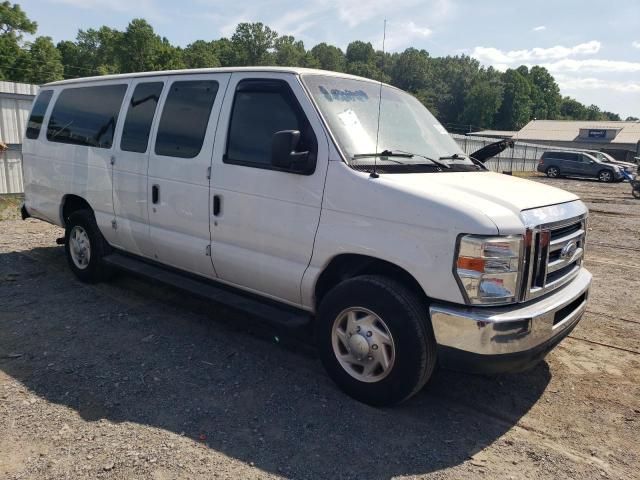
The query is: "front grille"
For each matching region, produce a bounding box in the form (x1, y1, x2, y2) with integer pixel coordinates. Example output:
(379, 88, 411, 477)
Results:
(522, 216, 586, 301)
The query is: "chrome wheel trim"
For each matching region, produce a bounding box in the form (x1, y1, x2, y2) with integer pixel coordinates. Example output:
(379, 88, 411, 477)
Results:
(599, 171, 612, 182)
(331, 307, 396, 383)
(69, 226, 91, 270)
(547, 167, 559, 178)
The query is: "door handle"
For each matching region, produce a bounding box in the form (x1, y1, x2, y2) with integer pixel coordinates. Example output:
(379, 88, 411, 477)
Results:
(213, 195, 221, 216)
(152, 184, 159, 204)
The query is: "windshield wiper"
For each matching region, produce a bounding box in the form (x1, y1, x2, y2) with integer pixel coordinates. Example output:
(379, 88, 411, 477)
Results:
(439, 153, 467, 161)
(354, 149, 450, 169)
(353, 150, 413, 161)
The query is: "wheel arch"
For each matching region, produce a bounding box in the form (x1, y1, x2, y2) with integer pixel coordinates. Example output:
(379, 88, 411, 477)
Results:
(60, 194, 94, 227)
(314, 253, 428, 310)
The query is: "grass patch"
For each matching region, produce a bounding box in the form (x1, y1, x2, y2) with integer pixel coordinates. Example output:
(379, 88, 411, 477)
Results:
(0, 194, 23, 221)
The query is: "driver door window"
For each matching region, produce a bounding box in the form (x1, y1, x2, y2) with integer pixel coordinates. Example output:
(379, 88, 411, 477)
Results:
(224, 79, 316, 173)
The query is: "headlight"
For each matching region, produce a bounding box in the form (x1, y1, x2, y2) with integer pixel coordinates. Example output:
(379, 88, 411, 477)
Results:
(454, 235, 523, 305)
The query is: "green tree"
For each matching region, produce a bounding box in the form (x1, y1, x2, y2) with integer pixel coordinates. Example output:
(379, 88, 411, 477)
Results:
(460, 72, 503, 129)
(118, 19, 184, 72)
(183, 40, 220, 69)
(58, 27, 122, 77)
(495, 69, 531, 129)
(390, 48, 430, 92)
(601, 111, 621, 121)
(559, 96, 588, 120)
(273, 35, 306, 66)
(231, 22, 277, 65)
(209, 38, 239, 67)
(345, 41, 383, 79)
(16, 36, 63, 83)
(586, 104, 602, 120)
(310, 43, 345, 72)
(428, 55, 481, 129)
(0, 1, 36, 80)
(528, 66, 561, 119)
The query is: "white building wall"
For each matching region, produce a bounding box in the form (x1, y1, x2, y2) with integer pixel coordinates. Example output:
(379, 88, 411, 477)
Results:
(0, 81, 37, 194)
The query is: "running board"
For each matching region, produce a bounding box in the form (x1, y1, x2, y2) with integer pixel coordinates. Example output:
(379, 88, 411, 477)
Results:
(102, 253, 312, 329)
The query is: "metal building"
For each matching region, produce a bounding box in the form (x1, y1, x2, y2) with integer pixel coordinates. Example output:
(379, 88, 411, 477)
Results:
(0, 81, 38, 194)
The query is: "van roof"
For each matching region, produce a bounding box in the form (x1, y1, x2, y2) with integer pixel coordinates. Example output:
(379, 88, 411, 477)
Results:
(43, 66, 387, 87)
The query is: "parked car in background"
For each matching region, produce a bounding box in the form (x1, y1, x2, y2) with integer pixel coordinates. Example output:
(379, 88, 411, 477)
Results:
(583, 150, 637, 173)
(537, 150, 624, 182)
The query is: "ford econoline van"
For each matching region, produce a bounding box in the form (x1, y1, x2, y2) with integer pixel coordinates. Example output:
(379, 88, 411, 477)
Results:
(22, 67, 591, 405)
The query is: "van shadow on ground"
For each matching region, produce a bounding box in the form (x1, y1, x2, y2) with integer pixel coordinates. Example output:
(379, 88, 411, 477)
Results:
(0, 246, 551, 479)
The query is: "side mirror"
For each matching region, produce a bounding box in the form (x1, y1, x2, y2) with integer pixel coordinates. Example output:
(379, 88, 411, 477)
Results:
(271, 130, 311, 172)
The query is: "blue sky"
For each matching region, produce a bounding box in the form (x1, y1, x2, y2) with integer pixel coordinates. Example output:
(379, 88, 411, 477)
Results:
(19, 0, 640, 118)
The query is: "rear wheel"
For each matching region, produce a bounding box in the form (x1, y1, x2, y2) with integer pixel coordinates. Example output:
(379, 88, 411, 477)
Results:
(546, 166, 560, 178)
(316, 275, 436, 406)
(64, 210, 112, 283)
(598, 170, 613, 182)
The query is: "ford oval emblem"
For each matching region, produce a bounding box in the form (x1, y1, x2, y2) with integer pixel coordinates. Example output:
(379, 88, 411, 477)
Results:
(560, 241, 578, 260)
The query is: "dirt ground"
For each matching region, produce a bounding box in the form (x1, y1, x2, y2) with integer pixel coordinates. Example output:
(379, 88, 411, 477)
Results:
(1, 176, 639, 480)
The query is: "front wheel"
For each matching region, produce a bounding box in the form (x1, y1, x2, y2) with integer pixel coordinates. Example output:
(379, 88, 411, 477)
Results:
(598, 170, 613, 182)
(316, 275, 436, 406)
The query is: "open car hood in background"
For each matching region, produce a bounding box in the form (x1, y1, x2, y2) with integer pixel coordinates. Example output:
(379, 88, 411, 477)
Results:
(470, 139, 515, 163)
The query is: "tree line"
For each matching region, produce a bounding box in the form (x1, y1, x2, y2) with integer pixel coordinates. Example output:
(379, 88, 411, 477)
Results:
(1, 2, 636, 132)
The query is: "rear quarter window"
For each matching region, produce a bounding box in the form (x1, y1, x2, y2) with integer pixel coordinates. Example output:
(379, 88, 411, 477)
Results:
(47, 84, 127, 148)
(26, 90, 54, 140)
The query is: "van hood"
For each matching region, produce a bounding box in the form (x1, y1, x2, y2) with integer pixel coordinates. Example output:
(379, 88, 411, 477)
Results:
(380, 171, 579, 218)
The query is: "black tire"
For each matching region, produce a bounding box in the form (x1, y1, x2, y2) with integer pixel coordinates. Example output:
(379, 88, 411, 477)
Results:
(546, 166, 560, 178)
(316, 275, 436, 406)
(64, 209, 112, 283)
(598, 169, 613, 183)
(632, 187, 640, 200)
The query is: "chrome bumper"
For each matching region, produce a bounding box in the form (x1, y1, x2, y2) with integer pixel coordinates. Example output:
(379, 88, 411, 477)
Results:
(430, 268, 591, 357)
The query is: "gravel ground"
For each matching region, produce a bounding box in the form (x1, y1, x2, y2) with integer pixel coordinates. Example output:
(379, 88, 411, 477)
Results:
(1, 177, 639, 480)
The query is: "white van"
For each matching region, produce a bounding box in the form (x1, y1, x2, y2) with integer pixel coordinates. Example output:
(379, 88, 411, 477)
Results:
(22, 67, 591, 405)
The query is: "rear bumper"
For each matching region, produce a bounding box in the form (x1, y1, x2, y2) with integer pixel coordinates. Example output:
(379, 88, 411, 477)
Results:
(429, 268, 591, 373)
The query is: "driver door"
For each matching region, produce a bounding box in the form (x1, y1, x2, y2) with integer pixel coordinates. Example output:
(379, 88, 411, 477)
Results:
(209, 72, 329, 306)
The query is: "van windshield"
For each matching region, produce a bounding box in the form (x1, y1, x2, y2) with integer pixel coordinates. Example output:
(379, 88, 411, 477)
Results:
(302, 74, 473, 170)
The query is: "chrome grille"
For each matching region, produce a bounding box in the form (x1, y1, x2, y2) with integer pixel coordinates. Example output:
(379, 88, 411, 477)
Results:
(522, 216, 586, 301)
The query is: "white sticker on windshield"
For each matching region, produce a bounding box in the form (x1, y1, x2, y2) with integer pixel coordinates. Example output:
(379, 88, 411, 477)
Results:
(433, 124, 448, 135)
(338, 108, 376, 153)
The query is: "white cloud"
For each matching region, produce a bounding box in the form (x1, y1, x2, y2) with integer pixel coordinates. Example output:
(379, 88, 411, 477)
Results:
(471, 40, 601, 64)
(379, 21, 433, 51)
(556, 75, 640, 93)
(49, 0, 165, 22)
(532, 25, 546, 32)
(51, 0, 153, 12)
(543, 58, 640, 73)
(633, 41, 640, 49)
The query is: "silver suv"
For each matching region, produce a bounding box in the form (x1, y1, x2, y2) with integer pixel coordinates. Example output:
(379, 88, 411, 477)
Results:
(537, 151, 624, 182)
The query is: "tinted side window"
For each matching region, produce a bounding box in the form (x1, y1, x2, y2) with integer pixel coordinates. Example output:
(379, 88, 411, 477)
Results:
(47, 84, 127, 148)
(154, 80, 218, 158)
(121, 82, 164, 153)
(26, 90, 54, 140)
(225, 79, 316, 169)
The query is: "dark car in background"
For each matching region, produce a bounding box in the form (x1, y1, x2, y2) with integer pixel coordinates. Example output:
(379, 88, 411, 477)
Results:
(537, 150, 625, 182)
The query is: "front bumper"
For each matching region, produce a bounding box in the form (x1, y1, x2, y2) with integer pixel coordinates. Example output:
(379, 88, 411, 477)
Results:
(430, 268, 591, 373)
